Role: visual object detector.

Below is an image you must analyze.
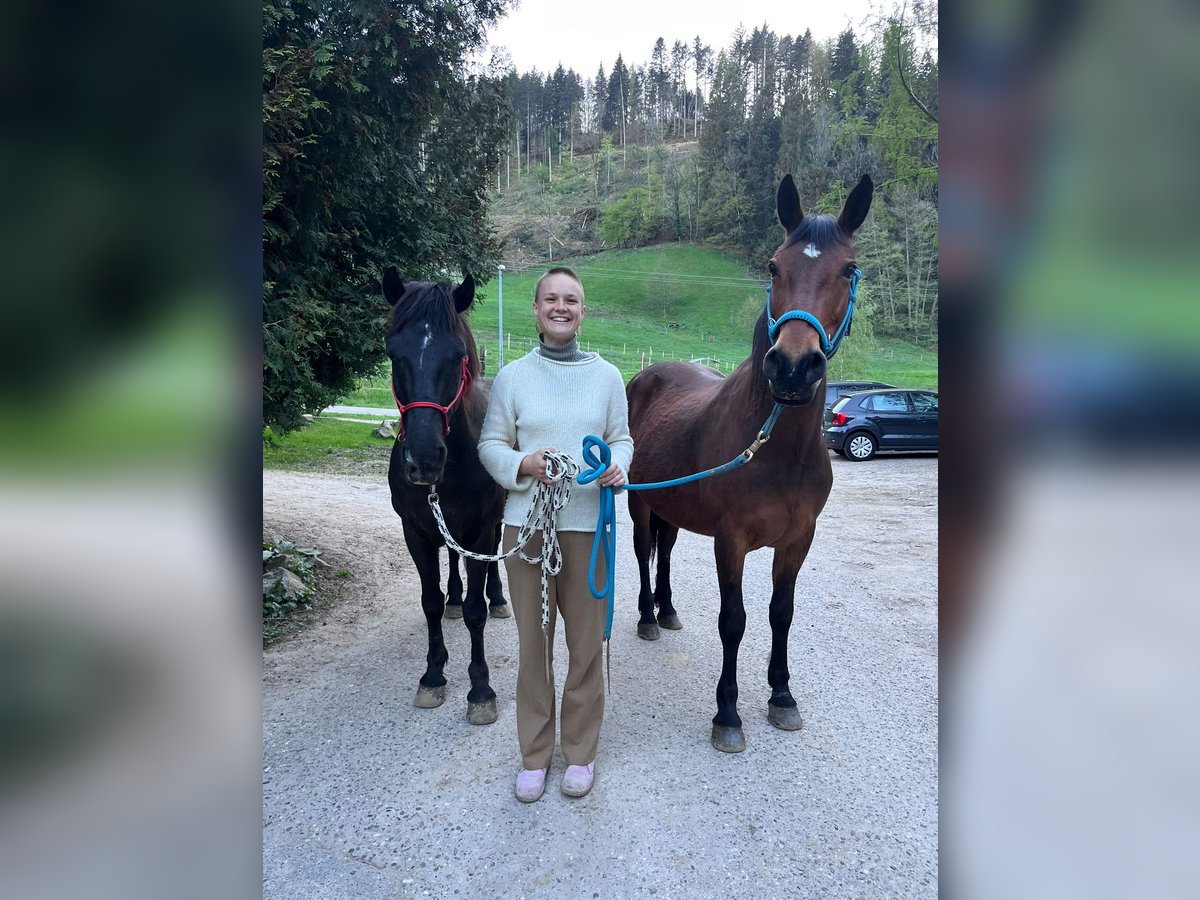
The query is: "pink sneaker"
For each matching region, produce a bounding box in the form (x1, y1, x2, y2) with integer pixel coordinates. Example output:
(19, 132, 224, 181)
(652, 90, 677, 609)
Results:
(514, 767, 548, 803)
(560, 761, 595, 797)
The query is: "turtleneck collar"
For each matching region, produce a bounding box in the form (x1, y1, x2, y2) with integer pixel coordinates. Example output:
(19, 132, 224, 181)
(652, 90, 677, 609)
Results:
(536, 335, 590, 362)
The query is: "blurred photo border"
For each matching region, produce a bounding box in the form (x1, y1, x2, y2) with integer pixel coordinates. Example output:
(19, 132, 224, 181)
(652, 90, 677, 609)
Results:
(1, 0, 1198, 897)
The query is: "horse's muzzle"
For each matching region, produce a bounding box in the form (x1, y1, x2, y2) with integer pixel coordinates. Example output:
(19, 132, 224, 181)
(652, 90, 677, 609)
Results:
(402, 445, 447, 486)
(763, 347, 826, 406)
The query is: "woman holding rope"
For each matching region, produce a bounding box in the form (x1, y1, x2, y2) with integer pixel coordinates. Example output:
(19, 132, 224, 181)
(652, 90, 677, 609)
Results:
(478, 267, 633, 803)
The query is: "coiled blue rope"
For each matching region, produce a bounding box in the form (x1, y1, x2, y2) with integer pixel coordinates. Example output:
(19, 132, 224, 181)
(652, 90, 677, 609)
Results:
(577, 435, 617, 640)
(577, 403, 784, 641)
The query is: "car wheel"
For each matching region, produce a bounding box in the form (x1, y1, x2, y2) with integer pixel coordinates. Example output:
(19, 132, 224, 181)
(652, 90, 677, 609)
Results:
(845, 431, 877, 461)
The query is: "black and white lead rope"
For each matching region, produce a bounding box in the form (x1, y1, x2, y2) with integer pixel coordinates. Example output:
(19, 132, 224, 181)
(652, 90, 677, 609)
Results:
(427, 450, 581, 633)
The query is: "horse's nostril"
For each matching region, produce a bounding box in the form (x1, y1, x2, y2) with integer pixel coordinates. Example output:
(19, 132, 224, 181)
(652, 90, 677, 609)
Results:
(762, 349, 783, 382)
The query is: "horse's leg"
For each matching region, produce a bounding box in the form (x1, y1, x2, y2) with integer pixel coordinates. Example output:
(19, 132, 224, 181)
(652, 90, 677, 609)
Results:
(765, 527, 815, 732)
(629, 491, 659, 640)
(653, 514, 682, 630)
(712, 531, 749, 752)
(461, 553, 498, 724)
(444, 548, 464, 619)
(486, 524, 510, 618)
(403, 522, 449, 709)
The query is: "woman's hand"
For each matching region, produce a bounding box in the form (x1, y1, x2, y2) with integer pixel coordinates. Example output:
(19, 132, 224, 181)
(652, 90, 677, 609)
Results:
(519, 448, 559, 485)
(597, 462, 625, 489)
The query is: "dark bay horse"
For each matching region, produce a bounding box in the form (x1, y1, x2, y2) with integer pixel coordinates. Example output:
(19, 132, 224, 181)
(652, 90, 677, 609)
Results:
(382, 267, 506, 725)
(444, 548, 505, 620)
(626, 174, 873, 752)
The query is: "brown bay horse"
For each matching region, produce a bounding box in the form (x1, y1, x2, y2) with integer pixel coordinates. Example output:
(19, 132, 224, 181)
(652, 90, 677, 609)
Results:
(625, 174, 873, 752)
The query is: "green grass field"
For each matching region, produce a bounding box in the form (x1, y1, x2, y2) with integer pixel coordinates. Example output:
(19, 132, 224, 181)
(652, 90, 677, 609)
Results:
(263, 417, 393, 473)
(869, 336, 939, 390)
(340, 244, 936, 408)
(275, 245, 935, 470)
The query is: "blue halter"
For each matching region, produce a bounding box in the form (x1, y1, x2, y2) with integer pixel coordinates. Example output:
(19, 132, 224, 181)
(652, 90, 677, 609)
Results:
(765, 266, 862, 359)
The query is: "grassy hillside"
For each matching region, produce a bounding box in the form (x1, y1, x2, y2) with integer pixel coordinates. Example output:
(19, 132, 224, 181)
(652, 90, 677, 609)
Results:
(869, 337, 940, 390)
(342, 244, 936, 407)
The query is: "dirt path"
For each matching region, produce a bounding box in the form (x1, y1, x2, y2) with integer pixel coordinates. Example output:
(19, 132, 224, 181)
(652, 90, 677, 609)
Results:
(263, 453, 937, 898)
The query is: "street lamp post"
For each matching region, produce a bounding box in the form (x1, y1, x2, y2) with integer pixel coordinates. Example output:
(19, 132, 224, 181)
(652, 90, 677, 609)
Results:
(497, 264, 506, 369)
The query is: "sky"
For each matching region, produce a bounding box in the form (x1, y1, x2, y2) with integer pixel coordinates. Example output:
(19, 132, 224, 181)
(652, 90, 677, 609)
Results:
(479, 0, 878, 80)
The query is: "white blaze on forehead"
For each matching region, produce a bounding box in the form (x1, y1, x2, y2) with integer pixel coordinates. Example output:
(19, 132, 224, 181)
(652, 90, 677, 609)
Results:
(803, 243, 821, 258)
(418, 322, 432, 367)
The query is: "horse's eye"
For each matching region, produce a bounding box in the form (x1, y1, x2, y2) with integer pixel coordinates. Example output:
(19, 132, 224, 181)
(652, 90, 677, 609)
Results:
(767, 261, 779, 278)
(843, 263, 857, 278)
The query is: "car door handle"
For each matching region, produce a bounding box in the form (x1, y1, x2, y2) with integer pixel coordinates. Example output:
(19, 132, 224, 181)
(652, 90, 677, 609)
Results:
(867, 416, 882, 422)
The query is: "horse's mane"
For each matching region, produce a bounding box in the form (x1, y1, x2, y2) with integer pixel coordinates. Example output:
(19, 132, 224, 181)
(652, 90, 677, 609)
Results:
(782, 213, 846, 252)
(748, 311, 774, 412)
(387, 281, 483, 425)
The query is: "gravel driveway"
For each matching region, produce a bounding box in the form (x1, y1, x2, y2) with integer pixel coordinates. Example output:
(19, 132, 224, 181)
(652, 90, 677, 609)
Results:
(263, 453, 937, 898)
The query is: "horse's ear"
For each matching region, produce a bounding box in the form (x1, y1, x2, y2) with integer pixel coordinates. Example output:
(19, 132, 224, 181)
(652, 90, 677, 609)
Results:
(777, 174, 804, 234)
(453, 273, 475, 314)
(838, 174, 874, 235)
(382, 266, 405, 306)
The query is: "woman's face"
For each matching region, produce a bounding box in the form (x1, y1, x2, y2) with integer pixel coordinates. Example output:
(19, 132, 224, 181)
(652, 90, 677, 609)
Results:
(533, 273, 585, 346)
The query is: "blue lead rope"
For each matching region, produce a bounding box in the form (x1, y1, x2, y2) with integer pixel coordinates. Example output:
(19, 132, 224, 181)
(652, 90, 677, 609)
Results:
(577, 403, 785, 641)
(577, 435, 617, 640)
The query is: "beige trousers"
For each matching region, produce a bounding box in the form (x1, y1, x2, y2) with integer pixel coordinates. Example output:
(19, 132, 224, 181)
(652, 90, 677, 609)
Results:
(503, 526, 606, 770)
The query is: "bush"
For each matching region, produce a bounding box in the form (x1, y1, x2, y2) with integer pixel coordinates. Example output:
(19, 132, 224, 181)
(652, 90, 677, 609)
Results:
(262, 539, 323, 617)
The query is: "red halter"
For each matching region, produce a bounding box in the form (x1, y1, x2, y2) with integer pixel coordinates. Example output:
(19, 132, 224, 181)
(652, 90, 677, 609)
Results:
(391, 356, 473, 437)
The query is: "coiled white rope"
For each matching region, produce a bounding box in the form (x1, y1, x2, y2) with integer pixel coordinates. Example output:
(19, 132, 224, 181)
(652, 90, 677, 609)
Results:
(427, 450, 580, 633)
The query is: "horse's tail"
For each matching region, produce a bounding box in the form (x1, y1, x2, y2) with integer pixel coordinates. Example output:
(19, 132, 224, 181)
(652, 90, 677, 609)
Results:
(647, 510, 665, 567)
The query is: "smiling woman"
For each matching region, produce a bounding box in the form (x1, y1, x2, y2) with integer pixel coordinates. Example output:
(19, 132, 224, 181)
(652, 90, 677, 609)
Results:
(477, 265, 634, 802)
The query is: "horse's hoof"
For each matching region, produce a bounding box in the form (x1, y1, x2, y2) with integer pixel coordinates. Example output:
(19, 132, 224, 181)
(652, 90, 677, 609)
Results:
(711, 725, 746, 753)
(488, 603, 511, 619)
(466, 698, 498, 725)
(443, 604, 464, 620)
(637, 622, 661, 641)
(767, 703, 804, 731)
(656, 611, 683, 630)
(414, 684, 446, 709)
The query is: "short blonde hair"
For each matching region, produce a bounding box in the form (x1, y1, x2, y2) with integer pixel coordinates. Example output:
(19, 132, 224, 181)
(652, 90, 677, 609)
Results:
(533, 266, 584, 303)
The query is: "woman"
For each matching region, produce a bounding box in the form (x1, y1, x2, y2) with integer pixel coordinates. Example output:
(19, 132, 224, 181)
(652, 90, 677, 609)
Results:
(478, 266, 633, 802)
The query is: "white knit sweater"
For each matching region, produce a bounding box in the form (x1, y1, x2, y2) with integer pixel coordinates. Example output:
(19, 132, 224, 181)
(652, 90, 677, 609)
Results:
(478, 350, 634, 533)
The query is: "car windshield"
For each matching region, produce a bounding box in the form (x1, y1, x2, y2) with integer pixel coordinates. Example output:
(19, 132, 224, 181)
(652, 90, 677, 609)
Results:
(831, 396, 852, 413)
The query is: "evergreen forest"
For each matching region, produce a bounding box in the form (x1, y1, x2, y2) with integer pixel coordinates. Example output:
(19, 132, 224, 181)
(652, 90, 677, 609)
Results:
(263, 0, 937, 433)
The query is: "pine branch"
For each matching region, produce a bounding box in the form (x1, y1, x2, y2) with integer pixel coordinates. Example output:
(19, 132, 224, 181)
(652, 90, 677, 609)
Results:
(895, 39, 937, 125)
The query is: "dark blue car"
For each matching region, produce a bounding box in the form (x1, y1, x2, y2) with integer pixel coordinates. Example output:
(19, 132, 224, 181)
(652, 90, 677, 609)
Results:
(823, 389, 939, 461)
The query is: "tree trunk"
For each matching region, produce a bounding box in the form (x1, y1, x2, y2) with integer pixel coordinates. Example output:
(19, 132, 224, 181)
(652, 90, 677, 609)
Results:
(620, 79, 627, 162)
